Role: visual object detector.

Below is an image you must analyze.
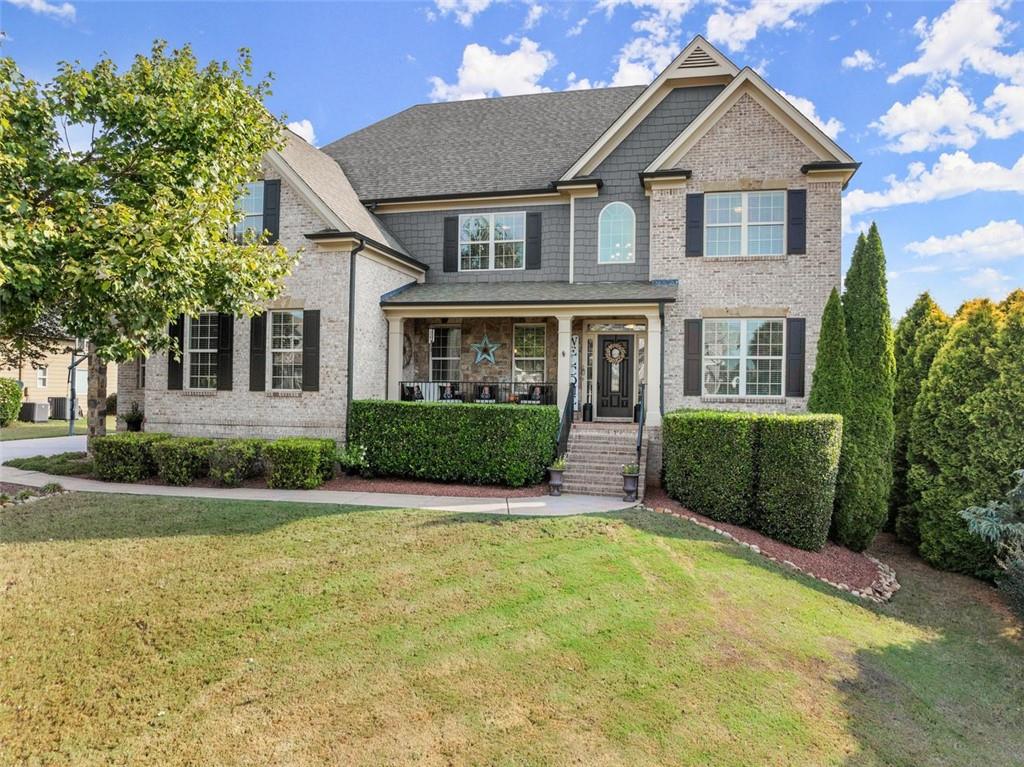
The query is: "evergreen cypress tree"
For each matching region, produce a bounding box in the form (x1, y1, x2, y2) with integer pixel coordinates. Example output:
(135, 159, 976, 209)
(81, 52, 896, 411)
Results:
(836, 224, 896, 551)
(911, 299, 1003, 576)
(808, 287, 853, 526)
(891, 293, 950, 542)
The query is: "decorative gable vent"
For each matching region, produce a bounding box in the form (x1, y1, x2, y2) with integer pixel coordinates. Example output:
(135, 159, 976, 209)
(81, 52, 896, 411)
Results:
(678, 46, 717, 69)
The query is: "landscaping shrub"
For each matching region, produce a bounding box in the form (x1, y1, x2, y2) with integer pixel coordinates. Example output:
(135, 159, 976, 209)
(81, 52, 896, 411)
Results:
(208, 438, 266, 487)
(959, 470, 1024, 616)
(105, 392, 117, 415)
(0, 378, 22, 426)
(662, 410, 756, 525)
(336, 442, 369, 476)
(151, 437, 215, 486)
(348, 400, 559, 487)
(837, 224, 896, 552)
(755, 414, 843, 551)
(3, 451, 93, 476)
(262, 437, 336, 489)
(92, 432, 171, 482)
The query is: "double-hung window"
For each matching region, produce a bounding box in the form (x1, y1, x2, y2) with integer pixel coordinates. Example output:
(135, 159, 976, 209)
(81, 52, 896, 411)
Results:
(186, 313, 219, 390)
(233, 181, 265, 241)
(703, 318, 784, 397)
(137, 356, 147, 389)
(513, 324, 546, 383)
(705, 191, 785, 257)
(429, 326, 461, 381)
(36, 366, 48, 388)
(270, 310, 303, 391)
(458, 212, 525, 271)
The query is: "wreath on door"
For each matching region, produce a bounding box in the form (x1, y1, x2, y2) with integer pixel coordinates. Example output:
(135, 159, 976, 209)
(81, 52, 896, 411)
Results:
(603, 342, 627, 366)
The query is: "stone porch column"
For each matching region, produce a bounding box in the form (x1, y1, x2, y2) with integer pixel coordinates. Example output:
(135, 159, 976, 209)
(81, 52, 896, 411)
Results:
(555, 314, 573, 412)
(645, 311, 663, 427)
(386, 316, 404, 401)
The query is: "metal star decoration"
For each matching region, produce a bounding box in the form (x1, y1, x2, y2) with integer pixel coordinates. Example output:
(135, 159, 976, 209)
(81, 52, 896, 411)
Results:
(471, 333, 501, 365)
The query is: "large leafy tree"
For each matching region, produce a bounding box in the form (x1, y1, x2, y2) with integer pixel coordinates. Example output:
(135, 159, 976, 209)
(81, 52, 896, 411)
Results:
(0, 43, 295, 439)
(890, 292, 950, 541)
(834, 225, 896, 551)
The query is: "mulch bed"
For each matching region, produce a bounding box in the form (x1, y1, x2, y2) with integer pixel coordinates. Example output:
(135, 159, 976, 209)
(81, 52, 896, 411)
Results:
(0, 482, 36, 496)
(646, 488, 894, 598)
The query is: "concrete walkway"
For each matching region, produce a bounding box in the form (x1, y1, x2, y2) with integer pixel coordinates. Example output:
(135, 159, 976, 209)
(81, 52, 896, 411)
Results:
(0, 464, 635, 517)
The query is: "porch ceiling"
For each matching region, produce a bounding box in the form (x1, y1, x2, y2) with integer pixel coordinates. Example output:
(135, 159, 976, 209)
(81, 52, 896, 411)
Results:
(380, 280, 677, 309)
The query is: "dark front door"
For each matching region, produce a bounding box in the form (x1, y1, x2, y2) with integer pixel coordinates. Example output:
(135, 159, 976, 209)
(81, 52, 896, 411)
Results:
(597, 334, 633, 418)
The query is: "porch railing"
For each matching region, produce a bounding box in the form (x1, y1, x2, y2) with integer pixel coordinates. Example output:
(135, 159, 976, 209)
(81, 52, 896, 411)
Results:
(398, 380, 555, 405)
(556, 382, 576, 459)
(635, 382, 647, 470)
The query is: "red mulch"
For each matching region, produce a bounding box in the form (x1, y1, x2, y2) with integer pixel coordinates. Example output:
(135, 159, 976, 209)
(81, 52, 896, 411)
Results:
(645, 488, 882, 592)
(320, 475, 547, 498)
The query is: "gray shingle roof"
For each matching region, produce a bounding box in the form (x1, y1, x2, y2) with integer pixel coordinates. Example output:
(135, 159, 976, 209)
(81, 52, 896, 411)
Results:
(322, 86, 647, 202)
(380, 281, 678, 307)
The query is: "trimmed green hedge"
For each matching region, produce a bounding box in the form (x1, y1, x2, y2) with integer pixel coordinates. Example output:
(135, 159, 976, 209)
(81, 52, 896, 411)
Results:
(0, 378, 22, 427)
(662, 410, 843, 551)
(663, 410, 756, 525)
(92, 432, 171, 482)
(262, 437, 336, 489)
(208, 438, 266, 487)
(152, 437, 215, 486)
(756, 414, 843, 551)
(348, 400, 560, 487)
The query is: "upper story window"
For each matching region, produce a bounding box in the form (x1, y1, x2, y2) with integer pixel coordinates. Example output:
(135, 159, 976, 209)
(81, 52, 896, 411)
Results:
(598, 202, 635, 264)
(233, 181, 265, 241)
(703, 318, 784, 398)
(459, 212, 525, 271)
(705, 191, 785, 257)
(186, 312, 219, 390)
(270, 309, 304, 391)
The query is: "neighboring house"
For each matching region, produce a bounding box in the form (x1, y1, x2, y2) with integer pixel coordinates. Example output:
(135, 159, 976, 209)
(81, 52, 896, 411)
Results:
(0, 339, 117, 418)
(118, 36, 858, 490)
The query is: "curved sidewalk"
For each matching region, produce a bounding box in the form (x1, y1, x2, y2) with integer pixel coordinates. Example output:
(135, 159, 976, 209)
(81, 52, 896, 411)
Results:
(0, 465, 635, 517)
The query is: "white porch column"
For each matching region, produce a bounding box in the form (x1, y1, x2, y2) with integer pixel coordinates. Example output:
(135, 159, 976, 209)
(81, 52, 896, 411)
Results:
(645, 312, 663, 427)
(386, 316, 404, 401)
(556, 314, 573, 412)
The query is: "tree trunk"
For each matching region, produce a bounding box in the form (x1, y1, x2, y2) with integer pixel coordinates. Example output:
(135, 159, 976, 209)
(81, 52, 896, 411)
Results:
(87, 343, 107, 452)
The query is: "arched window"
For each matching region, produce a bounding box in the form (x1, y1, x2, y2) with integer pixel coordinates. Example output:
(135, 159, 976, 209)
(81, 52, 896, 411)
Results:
(598, 202, 635, 264)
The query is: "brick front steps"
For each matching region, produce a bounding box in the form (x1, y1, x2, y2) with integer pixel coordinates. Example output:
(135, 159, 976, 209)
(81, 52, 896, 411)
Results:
(561, 421, 646, 499)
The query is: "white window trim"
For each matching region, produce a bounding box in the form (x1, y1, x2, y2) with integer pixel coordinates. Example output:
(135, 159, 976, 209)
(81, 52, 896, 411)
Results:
(457, 212, 527, 272)
(598, 201, 636, 265)
(512, 323, 547, 383)
(429, 324, 461, 382)
(233, 180, 265, 241)
(184, 312, 219, 391)
(701, 318, 786, 398)
(36, 366, 48, 388)
(704, 191, 786, 258)
(267, 309, 304, 392)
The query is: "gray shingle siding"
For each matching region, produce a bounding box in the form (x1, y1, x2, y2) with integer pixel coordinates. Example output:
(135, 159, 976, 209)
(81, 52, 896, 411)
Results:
(378, 204, 570, 284)
(572, 85, 723, 283)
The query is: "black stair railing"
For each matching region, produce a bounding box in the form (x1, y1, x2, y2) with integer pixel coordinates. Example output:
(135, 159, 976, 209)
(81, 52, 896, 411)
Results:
(556, 382, 576, 459)
(635, 382, 646, 470)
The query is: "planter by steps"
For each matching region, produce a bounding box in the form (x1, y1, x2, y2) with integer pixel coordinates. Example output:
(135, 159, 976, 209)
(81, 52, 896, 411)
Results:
(548, 461, 566, 496)
(622, 463, 640, 502)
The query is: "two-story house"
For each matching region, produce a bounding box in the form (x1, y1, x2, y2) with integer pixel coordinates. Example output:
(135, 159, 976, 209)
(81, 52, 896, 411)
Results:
(118, 36, 858, 492)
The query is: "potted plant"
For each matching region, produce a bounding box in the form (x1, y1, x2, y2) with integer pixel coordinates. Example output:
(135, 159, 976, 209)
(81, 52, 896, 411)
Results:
(622, 462, 641, 502)
(548, 456, 567, 496)
(336, 443, 369, 477)
(124, 402, 144, 432)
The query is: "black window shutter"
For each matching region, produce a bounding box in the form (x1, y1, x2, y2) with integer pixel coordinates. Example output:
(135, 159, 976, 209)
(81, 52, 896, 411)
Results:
(684, 319, 702, 396)
(249, 312, 267, 391)
(525, 211, 542, 270)
(443, 216, 458, 272)
(167, 315, 184, 390)
(787, 189, 807, 255)
(302, 310, 320, 392)
(685, 193, 704, 257)
(786, 317, 806, 397)
(263, 179, 281, 244)
(216, 313, 234, 391)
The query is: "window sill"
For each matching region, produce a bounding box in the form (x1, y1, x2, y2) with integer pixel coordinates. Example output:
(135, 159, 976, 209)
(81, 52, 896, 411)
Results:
(700, 395, 787, 405)
(267, 390, 302, 398)
(701, 254, 788, 263)
(183, 389, 216, 397)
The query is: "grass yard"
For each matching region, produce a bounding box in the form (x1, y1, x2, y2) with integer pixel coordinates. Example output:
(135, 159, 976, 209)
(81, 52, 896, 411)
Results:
(1, 495, 1021, 766)
(0, 415, 116, 441)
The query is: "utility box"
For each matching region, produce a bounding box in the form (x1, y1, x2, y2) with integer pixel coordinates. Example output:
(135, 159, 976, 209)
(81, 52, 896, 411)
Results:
(19, 401, 50, 423)
(48, 397, 69, 420)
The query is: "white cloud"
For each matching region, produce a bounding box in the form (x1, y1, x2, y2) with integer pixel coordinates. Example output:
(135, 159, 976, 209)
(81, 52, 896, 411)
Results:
(843, 151, 1024, 229)
(565, 72, 596, 91)
(962, 266, 1013, 297)
(7, 0, 75, 21)
(567, 17, 588, 37)
(888, 0, 1024, 85)
(428, 38, 555, 101)
(706, 0, 829, 53)
(524, 2, 544, 28)
(906, 219, 1024, 262)
(596, 0, 696, 87)
(887, 264, 943, 280)
(777, 90, 843, 139)
(433, 0, 495, 27)
(841, 49, 876, 70)
(287, 119, 317, 145)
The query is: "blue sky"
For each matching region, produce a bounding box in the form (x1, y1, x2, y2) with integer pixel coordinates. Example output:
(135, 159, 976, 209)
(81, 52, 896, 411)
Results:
(3, 0, 1023, 317)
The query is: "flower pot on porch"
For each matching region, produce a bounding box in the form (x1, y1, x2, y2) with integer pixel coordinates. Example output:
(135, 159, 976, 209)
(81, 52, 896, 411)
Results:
(622, 471, 640, 502)
(582, 402, 593, 422)
(548, 468, 564, 496)
(126, 420, 143, 432)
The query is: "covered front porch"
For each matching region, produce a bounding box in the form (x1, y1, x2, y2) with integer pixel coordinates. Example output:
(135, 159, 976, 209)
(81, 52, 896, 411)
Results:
(381, 281, 676, 427)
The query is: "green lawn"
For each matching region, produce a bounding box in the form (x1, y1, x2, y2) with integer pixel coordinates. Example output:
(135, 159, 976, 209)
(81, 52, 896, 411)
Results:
(1, 495, 1021, 766)
(0, 415, 116, 441)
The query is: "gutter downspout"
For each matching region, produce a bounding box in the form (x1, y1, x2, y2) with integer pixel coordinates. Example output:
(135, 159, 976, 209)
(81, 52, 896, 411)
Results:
(346, 237, 366, 436)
